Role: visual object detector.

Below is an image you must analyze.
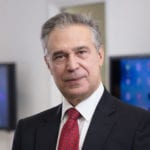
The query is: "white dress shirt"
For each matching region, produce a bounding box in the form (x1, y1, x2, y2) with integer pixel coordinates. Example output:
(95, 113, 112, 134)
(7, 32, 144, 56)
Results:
(56, 82, 104, 150)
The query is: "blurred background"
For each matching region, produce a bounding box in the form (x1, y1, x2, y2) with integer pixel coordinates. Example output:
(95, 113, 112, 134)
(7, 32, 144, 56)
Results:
(0, 0, 150, 149)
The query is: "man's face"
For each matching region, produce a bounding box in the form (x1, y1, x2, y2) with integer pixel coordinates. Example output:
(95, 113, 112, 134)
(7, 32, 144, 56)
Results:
(45, 25, 104, 105)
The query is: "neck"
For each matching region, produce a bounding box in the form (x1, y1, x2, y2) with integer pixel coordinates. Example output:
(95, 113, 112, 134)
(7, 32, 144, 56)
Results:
(65, 82, 102, 106)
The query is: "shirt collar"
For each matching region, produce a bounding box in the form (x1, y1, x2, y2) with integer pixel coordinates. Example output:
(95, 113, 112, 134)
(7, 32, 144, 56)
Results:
(61, 82, 104, 121)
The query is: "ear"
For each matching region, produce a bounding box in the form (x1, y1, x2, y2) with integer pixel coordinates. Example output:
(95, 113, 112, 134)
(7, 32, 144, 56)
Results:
(44, 56, 53, 74)
(98, 45, 104, 67)
(44, 56, 49, 68)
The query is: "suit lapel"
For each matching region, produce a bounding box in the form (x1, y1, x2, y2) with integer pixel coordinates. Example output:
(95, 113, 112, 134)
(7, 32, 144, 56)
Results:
(82, 89, 117, 150)
(35, 105, 62, 150)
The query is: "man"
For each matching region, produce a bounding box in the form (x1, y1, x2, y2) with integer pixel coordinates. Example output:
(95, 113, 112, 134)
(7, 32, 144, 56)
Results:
(12, 12, 150, 150)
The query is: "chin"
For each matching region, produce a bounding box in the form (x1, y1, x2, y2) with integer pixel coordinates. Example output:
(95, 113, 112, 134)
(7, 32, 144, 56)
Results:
(65, 88, 91, 101)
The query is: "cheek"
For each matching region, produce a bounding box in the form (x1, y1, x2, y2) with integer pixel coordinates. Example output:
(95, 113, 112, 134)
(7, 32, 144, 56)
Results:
(51, 65, 64, 79)
(89, 55, 101, 68)
(86, 57, 101, 76)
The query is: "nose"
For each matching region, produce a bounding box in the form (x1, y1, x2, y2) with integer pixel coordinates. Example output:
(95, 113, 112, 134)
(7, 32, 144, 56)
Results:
(66, 55, 79, 72)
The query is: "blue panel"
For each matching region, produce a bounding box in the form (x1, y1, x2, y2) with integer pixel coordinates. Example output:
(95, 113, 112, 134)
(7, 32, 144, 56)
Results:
(120, 58, 150, 110)
(0, 66, 8, 127)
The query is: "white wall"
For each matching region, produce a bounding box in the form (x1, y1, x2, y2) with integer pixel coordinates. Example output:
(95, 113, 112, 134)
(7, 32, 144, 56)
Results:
(0, 0, 52, 149)
(106, 0, 150, 56)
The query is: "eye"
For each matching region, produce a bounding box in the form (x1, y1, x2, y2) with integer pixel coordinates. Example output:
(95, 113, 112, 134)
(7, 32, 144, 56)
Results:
(55, 54, 64, 60)
(79, 50, 87, 54)
(77, 49, 89, 58)
(53, 53, 67, 62)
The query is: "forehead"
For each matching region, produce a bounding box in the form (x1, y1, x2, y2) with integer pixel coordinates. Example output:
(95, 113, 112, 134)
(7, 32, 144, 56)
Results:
(47, 25, 93, 50)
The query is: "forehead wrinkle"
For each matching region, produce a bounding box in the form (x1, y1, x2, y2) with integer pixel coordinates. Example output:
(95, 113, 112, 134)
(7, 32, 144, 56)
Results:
(73, 45, 89, 50)
(50, 45, 88, 55)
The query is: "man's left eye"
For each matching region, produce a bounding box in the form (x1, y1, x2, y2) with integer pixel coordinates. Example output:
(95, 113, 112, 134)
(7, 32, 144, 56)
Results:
(78, 50, 87, 54)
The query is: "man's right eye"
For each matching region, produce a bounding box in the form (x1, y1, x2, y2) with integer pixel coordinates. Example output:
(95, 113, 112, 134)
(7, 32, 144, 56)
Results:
(53, 54, 66, 62)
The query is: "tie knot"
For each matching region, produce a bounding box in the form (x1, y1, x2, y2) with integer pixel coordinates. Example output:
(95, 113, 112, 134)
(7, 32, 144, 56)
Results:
(67, 108, 80, 120)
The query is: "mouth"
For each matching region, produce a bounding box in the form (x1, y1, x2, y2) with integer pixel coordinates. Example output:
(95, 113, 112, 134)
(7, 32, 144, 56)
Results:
(64, 76, 85, 84)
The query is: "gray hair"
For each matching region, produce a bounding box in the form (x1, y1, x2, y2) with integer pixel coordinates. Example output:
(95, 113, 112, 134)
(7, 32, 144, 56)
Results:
(41, 12, 102, 55)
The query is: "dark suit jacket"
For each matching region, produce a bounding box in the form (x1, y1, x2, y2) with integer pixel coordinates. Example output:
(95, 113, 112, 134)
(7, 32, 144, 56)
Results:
(12, 89, 150, 150)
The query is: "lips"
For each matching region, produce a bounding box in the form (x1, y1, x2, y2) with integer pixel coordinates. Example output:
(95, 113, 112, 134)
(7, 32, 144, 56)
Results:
(63, 74, 86, 83)
(63, 77, 84, 87)
(62, 71, 87, 87)
(64, 76, 84, 82)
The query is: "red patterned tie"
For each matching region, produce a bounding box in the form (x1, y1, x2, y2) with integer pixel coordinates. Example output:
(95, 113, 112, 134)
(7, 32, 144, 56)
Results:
(58, 108, 80, 150)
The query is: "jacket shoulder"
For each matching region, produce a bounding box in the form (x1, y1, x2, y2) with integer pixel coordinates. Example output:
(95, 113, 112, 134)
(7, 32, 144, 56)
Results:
(103, 89, 150, 119)
(17, 104, 62, 129)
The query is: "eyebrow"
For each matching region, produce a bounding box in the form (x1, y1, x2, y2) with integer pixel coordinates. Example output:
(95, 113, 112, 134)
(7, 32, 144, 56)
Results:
(72, 46, 90, 51)
(51, 45, 90, 57)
